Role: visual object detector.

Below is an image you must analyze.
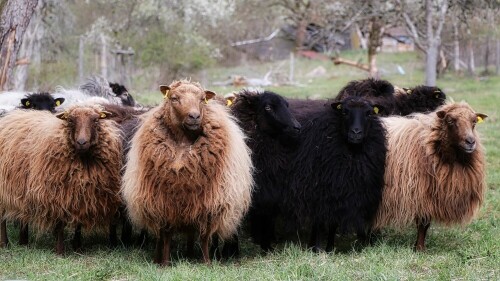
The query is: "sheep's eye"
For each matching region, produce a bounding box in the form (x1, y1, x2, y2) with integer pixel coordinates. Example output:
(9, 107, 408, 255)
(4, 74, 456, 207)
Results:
(265, 105, 272, 111)
(170, 96, 179, 102)
(447, 120, 454, 125)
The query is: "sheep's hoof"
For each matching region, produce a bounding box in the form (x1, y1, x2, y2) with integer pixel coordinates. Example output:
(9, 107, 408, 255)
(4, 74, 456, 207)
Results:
(413, 243, 426, 252)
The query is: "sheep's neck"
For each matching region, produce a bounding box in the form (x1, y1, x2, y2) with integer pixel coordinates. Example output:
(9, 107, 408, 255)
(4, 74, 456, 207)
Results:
(432, 123, 470, 165)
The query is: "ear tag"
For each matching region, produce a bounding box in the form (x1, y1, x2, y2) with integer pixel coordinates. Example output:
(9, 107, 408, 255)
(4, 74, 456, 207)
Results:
(226, 99, 233, 107)
(373, 107, 379, 114)
(406, 89, 412, 95)
(55, 100, 61, 106)
(25, 100, 30, 106)
(100, 112, 107, 119)
(337, 104, 342, 110)
(204, 98, 208, 104)
(435, 94, 439, 98)
(434, 90, 441, 93)
(164, 90, 170, 100)
(477, 116, 483, 124)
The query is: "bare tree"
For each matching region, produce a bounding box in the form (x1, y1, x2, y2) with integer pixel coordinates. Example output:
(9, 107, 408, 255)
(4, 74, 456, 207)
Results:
(399, 0, 448, 86)
(0, 0, 39, 90)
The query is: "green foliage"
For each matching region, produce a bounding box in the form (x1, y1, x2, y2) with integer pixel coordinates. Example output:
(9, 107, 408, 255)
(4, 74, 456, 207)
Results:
(137, 25, 215, 78)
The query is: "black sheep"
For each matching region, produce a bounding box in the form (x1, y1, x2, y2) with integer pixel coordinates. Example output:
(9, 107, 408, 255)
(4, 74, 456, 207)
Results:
(229, 90, 301, 253)
(109, 82, 136, 106)
(394, 85, 446, 115)
(335, 78, 395, 115)
(288, 96, 387, 252)
(20, 92, 65, 113)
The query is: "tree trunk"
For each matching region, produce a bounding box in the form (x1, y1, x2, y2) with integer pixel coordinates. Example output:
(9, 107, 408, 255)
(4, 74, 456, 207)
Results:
(466, 29, 475, 77)
(79, 36, 84, 83)
(452, 17, 460, 72)
(295, 18, 307, 52)
(484, 36, 490, 75)
(496, 39, 500, 75)
(100, 33, 107, 79)
(0, 0, 39, 91)
(426, 41, 439, 86)
(367, 17, 382, 78)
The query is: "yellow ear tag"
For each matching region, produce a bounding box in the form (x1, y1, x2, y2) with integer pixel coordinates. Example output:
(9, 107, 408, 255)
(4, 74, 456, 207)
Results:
(204, 98, 208, 104)
(435, 94, 439, 98)
(55, 100, 61, 106)
(25, 101, 30, 106)
(374, 107, 379, 114)
(337, 104, 342, 110)
(477, 116, 483, 124)
(406, 89, 412, 95)
(164, 90, 170, 100)
(100, 112, 107, 118)
(226, 99, 233, 107)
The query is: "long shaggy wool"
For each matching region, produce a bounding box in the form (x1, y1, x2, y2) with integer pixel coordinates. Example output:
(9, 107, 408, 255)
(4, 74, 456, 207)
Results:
(121, 101, 253, 239)
(287, 98, 387, 234)
(374, 102, 486, 229)
(231, 90, 300, 247)
(0, 106, 123, 232)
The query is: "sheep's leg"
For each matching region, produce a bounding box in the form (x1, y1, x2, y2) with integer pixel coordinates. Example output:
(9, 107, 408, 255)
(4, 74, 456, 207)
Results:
(325, 224, 337, 252)
(109, 222, 118, 248)
(222, 234, 240, 259)
(153, 231, 164, 264)
(0, 219, 8, 247)
(260, 214, 275, 252)
(308, 223, 321, 253)
(72, 224, 82, 252)
(161, 229, 173, 266)
(186, 231, 196, 258)
(19, 223, 29, 245)
(137, 228, 149, 248)
(200, 231, 211, 265)
(414, 220, 430, 251)
(121, 219, 133, 246)
(54, 221, 65, 255)
(210, 234, 221, 260)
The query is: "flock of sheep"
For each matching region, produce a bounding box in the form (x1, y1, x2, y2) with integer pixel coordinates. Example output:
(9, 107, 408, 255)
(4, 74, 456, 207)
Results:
(0, 76, 487, 266)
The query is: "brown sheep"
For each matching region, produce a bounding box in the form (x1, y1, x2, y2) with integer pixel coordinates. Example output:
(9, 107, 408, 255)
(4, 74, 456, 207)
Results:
(0, 105, 123, 254)
(122, 80, 253, 266)
(374, 102, 487, 251)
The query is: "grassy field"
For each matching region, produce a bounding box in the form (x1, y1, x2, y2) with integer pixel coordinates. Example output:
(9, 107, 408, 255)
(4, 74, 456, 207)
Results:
(1, 52, 499, 280)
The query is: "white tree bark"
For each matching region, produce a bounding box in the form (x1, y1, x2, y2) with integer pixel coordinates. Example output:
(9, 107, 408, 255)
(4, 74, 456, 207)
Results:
(496, 39, 500, 75)
(424, 0, 447, 86)
(100, 33, 107, 79)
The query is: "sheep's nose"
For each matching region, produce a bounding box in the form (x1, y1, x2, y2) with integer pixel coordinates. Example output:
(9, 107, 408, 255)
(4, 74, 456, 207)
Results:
(188, 112, 200, 120)
(77, 139, 87, 145)
(465, 137, 476, 145)
(351, 128, 362, 134)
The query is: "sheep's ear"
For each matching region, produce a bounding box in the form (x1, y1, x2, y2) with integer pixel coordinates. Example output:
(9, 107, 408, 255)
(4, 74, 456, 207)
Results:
(476, 113, 488, 124)
(56, 111, 68, 120)
(54, 98, 65, 107)
(373, 105, 384, 115)
(374, 80, 394, 96)
(205, 90, 216, 100)
(331, 102, 342, 111)
(226, 96, 236, 107)
(159, 85, 170, 98)
(436, 110, 446, 119)
(99, 111, 112, 119)
(20, 98, 31, 108)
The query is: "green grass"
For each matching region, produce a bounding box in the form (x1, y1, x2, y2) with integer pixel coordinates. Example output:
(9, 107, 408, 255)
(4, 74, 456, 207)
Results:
(2, 52, 500, 280)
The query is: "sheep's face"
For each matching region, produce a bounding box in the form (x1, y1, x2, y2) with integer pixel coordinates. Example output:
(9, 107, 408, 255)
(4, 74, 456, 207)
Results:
(332, 97, 382, 144)
(160, 82, 215, 131)
(21, 93, 64, 113)
(253, 92, 301, 139)
(56, 107, 112, 152)
(436, 105, 487, 154)
(109, 83, 135, 106)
